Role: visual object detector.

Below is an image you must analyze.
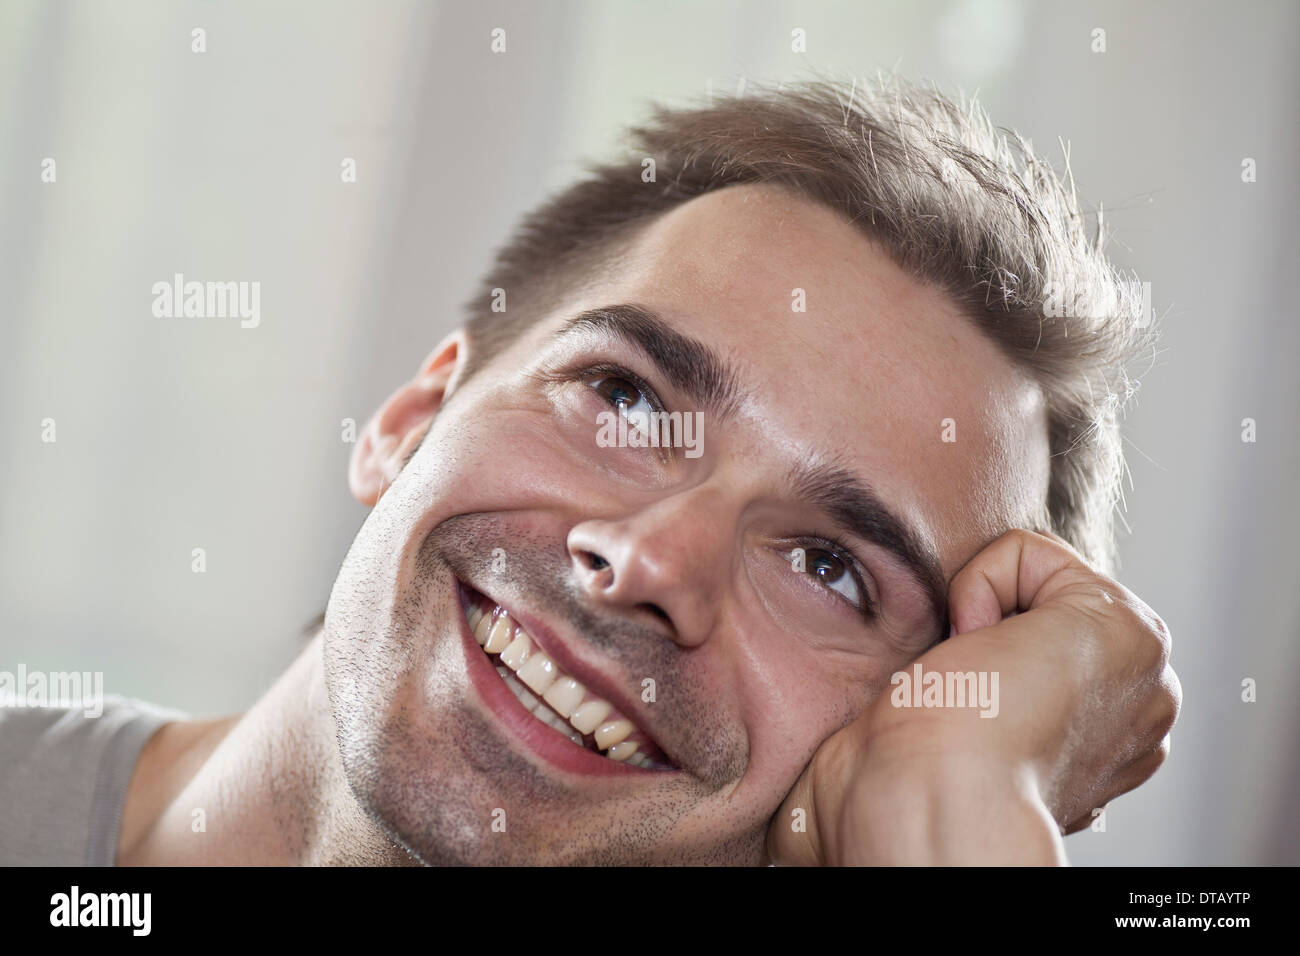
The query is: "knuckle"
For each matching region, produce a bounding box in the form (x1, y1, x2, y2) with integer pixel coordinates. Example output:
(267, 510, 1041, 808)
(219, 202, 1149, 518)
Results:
(1167, 667, 1184, 714)
(1159, 679, 1182, 733)
(1113, 597, 1172, 669)
(1142, 626, 1170, 670)
(1158, 709, 1177, 742)
(1146, 609, 1173, 654)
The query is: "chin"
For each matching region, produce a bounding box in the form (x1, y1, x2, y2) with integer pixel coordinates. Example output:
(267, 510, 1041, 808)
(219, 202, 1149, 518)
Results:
(319, 512, 762, 865)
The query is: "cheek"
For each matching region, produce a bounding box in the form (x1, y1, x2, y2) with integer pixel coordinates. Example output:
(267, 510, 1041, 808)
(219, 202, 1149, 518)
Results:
(727, 614, 882, 791)
(407, 396, 595, 517)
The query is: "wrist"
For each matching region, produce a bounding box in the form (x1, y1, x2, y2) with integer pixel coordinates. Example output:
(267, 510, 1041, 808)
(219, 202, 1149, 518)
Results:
(832, 730, 1066, 865)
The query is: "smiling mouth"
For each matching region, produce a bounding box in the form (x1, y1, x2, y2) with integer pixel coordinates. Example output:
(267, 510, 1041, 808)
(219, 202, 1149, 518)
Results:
(458, 583, 677, 771)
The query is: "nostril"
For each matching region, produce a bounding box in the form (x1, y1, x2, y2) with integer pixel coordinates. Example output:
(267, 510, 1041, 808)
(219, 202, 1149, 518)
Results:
(584, 551, 610, 572)
(641, 603, 670, 624)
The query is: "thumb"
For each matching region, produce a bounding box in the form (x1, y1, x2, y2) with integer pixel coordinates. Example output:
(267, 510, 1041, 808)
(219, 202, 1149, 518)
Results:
(947, 529, 1091, 635)
(766, 774, 824, 866)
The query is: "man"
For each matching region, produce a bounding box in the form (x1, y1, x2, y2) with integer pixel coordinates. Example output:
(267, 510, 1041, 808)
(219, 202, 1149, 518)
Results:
(0, 76, 1180, 866)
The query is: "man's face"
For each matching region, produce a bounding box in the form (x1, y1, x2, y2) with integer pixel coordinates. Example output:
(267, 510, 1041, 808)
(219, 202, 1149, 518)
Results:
(323, 183, 1050, 864)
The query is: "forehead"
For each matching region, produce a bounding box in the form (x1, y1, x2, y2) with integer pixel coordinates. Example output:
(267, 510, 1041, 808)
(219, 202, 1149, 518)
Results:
(553, 183, 1050, 575)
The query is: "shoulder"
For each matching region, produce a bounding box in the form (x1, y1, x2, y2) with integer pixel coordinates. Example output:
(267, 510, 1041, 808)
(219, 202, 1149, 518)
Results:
(0, 695, 187, 865)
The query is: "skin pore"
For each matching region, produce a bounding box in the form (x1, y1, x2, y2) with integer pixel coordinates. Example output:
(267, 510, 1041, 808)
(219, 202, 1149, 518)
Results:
(118, 182, 1051, 866)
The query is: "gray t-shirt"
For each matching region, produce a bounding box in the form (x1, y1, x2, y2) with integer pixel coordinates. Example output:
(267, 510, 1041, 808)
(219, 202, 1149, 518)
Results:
(0, 695, 185, 866)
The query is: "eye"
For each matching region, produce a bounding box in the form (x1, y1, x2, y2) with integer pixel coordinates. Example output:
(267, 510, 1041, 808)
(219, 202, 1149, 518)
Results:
(805, 547, 862, 605)
(791, 544, 873, 616)
(588, 374, 657, 427)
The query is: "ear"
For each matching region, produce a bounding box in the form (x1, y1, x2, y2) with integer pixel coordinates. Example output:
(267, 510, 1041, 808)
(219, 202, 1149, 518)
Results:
(348, 329, 468, 506)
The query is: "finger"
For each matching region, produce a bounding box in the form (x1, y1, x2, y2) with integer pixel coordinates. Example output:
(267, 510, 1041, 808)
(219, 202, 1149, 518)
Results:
(765, 793, 821, 866)
(1029, 526, 1084, 555)
(947, 529, 1091, 635)
(1083, 738, 1172, 825)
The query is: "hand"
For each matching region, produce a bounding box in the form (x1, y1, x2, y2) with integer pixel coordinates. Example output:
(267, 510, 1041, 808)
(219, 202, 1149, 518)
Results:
(766, 529, 1182, 865)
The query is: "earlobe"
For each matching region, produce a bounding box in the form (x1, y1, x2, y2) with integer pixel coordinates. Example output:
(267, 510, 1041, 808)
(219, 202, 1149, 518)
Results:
(347, 330, 468, 506)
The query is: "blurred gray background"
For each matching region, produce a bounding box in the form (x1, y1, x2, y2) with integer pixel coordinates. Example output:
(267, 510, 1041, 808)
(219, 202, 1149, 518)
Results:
(1, 0, 1296, 865)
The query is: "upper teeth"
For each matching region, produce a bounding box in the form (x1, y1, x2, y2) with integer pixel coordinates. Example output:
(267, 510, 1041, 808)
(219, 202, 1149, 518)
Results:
(467, 600, 663, 770)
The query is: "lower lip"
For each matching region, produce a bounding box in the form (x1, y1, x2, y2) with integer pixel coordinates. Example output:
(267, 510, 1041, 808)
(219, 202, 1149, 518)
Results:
(456, 582, 644, 777)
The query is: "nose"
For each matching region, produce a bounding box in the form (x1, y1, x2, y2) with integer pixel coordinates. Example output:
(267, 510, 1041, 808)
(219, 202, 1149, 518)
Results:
(567, 486, 731, 648)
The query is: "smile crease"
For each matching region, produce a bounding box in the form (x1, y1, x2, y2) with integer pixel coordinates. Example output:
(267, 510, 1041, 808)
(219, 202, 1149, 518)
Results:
(462, 587, 675, 771)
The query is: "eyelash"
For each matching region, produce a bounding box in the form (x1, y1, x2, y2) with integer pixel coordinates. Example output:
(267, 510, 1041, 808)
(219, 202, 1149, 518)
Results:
(579, 362, 666, 414)
(542, 358, 878, 622)
(790, 534, 878, 621)
(535, 359, 667, 417)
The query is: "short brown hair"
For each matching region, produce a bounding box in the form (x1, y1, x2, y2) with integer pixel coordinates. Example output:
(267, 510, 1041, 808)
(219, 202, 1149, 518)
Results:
(459, 74, 1155, 573)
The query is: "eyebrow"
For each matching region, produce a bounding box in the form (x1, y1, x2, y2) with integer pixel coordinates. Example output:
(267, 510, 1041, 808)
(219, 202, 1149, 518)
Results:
(552, 304, 745, 419)
(554, 302, 949, 645)
(792, 459, 950, 645)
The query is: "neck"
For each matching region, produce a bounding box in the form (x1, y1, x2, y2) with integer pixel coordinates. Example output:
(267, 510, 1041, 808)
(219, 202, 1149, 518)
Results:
(120, 633, 416, 866)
